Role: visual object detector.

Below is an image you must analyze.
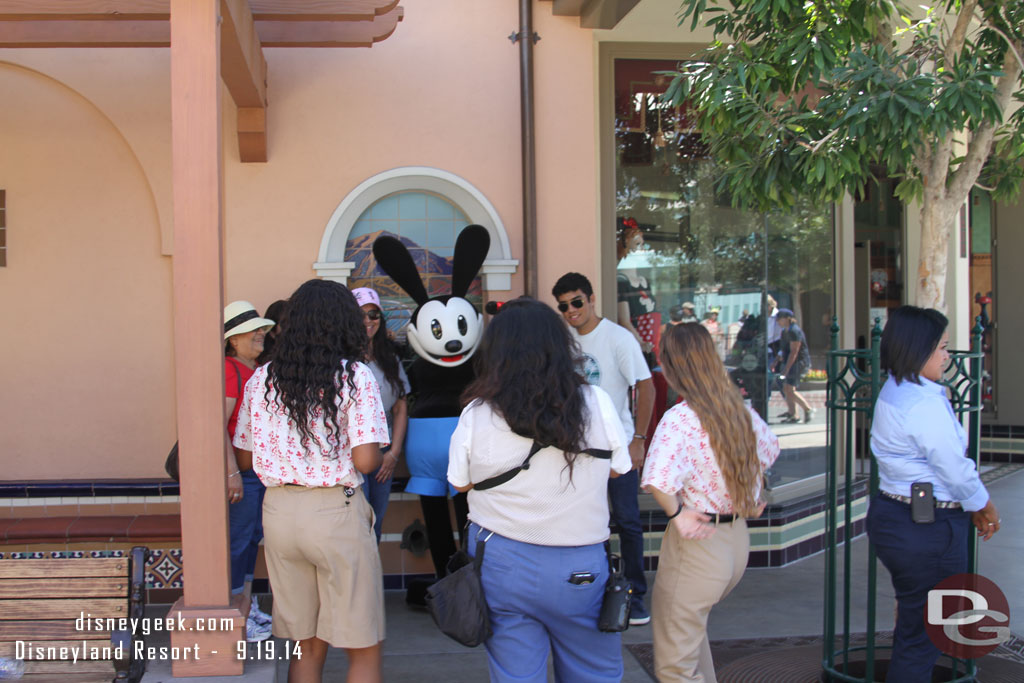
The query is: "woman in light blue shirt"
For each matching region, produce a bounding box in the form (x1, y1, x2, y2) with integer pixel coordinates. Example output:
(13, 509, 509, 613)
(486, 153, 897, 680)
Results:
(867, 306, 1000, 681)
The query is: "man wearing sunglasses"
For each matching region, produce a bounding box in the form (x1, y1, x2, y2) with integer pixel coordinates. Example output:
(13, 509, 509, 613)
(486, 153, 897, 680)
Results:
(552, 272, 655, 626)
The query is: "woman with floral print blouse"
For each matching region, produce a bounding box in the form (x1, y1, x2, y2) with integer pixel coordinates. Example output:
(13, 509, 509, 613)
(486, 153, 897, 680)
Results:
(642, 323, 780, 682)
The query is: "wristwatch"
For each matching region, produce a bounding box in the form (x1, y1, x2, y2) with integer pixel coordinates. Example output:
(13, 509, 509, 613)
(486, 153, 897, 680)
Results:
(632, 433, 646, 441)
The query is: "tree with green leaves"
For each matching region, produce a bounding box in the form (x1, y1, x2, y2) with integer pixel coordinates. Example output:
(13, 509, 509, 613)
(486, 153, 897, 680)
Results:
(665, 0, 1024, 310)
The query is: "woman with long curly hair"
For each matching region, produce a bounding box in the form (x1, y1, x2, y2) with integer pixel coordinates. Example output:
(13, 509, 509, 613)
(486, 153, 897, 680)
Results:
(642, 323, 780, 682)
(233, 279, 389, 683)
(447, 298, 632, 682)
(351, 287, 409, 543)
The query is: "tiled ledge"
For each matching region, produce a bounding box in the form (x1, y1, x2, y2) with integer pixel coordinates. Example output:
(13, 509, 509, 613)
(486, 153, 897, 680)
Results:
(0, 478, 179, 498)
(0, 514, 180, 544)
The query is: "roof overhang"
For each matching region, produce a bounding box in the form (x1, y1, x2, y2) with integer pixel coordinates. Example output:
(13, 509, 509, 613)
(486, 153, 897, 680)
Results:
(0, 0, 404, 161)
(544, 0, 642, 29)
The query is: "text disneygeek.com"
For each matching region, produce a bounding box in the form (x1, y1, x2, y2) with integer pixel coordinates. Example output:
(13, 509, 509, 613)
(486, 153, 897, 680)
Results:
(12, 612, 247, 664)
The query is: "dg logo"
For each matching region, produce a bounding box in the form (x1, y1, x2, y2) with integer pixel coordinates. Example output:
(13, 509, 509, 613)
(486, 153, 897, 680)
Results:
(925, 573, 1011, 658)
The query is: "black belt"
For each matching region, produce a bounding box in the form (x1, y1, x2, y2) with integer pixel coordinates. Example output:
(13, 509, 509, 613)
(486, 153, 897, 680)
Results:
(880, 490, 961, 509)
(704, 512, 737, 524)
(282, 484, 357, 497)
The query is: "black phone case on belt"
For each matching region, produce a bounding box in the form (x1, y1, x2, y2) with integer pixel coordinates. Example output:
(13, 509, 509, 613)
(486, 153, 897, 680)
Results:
(910, 482, 935, 524)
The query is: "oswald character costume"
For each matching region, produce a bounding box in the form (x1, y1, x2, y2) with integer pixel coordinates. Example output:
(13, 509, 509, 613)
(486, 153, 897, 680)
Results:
(372, 225, 490, 605)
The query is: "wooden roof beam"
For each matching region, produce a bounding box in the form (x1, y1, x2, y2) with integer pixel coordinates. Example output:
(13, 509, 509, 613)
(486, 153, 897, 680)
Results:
(220, 0, 268, 162)
(0, 20, 168, 47)
(250, 0, 399, 22)
(0, 1, 168, 21)
(256, 6, 402, 48)
(0, 0, 399, 21)
(0, 8, 405, 49)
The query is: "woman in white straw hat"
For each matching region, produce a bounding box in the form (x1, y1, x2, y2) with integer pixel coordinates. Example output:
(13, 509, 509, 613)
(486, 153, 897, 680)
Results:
(223, 300, 275, 643)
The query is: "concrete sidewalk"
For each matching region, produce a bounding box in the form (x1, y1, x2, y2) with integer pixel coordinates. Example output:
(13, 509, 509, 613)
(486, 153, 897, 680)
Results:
(143, 467, 1022, 681)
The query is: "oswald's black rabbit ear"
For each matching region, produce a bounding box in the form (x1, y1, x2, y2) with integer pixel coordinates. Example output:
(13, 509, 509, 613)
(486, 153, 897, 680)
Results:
(372, 236, 429, 305)
(451, 225, 491, 299)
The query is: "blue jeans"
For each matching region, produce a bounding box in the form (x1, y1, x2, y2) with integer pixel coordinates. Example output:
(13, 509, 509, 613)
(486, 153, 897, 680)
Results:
(468, 523, 623, 683)
(228, 470, 265, 594)
(867, 494, 969, 682)
(362, 453, 393, 543)
(608, 469, 647, 604)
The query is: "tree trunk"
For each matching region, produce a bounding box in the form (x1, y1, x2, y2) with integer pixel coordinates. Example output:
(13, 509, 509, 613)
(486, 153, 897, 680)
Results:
(916, 196, 956, 311)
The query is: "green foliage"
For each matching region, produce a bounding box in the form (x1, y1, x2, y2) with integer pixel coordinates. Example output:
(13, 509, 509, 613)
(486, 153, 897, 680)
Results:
(664, 0, 1024, 212)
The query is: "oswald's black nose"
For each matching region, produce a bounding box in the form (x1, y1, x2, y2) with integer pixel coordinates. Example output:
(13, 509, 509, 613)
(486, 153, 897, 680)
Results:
(445, 340, 463, 353)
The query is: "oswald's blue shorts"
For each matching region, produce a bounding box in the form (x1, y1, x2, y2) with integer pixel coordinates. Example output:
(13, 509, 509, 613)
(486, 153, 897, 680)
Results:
(404, 417, 459, 497)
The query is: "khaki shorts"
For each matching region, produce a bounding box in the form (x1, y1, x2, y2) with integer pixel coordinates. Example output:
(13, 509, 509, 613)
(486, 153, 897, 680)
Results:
(262, 485, 384, 649)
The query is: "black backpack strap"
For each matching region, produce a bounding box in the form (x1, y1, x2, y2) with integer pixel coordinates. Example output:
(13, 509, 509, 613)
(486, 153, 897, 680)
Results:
(473, 440, 546, 491)
(473, 443, 613, 491)
(472, 537, 487, 573)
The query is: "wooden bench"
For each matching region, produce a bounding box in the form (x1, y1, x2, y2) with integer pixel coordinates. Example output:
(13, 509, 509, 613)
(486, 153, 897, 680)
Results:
(0, 546, 148, 682)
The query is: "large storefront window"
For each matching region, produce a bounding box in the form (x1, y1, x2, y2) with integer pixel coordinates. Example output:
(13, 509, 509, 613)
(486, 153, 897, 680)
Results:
(614, 58, 834, 495)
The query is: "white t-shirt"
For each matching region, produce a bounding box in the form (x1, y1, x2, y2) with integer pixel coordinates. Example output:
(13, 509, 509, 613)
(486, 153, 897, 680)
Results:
(233, 361, 389, 488)
(766, 308, 781, 345)
(447, 385, 632, 546)
(367, 359, 410, 440)
(570, 318, 652, 437)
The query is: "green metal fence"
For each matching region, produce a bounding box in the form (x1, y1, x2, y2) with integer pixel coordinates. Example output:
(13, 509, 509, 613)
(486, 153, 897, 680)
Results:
(822, 317, 984, 682)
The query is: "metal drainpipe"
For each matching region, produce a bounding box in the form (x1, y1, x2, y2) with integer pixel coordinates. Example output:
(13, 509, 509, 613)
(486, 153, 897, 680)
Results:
(512, 0, 539, 297)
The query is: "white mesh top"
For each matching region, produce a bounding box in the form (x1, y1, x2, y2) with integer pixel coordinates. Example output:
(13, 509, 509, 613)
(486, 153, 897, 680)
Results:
(447, 384, 632, 546)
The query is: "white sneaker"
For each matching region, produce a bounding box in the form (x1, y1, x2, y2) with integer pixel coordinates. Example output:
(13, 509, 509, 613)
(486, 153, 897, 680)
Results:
(246, 617, 272, 642)
(250, 595, 272, 627)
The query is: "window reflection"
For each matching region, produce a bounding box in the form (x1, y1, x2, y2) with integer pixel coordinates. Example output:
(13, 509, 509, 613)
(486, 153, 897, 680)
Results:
(614, 58, 834, 495)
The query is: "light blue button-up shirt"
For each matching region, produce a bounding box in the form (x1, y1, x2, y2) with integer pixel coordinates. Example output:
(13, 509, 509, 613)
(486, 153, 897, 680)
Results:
(870, 374, 989, 511)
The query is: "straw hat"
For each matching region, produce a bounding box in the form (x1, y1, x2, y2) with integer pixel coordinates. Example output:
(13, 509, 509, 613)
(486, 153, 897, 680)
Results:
(223, 300, 275, 339)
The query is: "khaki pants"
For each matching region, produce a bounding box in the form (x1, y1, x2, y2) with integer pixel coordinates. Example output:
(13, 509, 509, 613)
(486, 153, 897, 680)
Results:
(651, 519, 749, 683)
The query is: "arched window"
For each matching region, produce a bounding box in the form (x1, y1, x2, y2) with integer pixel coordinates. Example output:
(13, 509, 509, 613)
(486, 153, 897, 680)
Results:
(342, 190, 480, 335)
(315, 167, 518, 338)
(314, 166, 518, 296)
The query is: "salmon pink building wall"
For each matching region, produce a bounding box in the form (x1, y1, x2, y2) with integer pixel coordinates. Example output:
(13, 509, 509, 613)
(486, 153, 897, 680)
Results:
(0, 62, 175, 479)
(0, 0, 600, 480)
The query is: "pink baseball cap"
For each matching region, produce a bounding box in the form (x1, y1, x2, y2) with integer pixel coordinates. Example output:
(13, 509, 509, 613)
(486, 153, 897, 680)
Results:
(351, 287, 381, 309)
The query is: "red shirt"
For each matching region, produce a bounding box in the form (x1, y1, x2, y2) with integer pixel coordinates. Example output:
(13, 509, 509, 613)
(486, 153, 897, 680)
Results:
(225, 357, 254, 439)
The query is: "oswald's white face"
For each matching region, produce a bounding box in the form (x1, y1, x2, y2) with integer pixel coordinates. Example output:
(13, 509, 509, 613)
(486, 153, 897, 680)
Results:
(406, 297, 482, 367)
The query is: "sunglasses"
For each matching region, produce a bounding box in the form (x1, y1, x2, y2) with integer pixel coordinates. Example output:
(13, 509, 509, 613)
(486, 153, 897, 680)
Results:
(557, 297, 586, 313)
(363, 309, 382, 321)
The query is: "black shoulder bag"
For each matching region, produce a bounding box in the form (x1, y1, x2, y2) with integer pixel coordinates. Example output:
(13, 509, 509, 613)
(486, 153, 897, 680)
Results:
(164, 359, 244, 482)
(424, 531, 493, 647)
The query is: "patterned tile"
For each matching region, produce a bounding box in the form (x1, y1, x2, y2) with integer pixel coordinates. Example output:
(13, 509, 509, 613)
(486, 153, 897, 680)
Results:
(148, 548, 184, 589)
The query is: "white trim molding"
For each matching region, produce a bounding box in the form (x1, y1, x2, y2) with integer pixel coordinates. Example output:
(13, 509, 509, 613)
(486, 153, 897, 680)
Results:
(314, 166, 518, 290)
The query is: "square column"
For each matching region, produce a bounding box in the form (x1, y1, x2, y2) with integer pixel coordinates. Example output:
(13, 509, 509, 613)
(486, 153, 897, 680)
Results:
(169, 0, 243, 675)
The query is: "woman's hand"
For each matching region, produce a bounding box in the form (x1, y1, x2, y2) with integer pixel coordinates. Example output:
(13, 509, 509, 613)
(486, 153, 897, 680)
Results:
(227, 472, 243, 504)
(672, 509, 716, 540)
(971, 500, 1001, 541)
(375, 451, 398, 483)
